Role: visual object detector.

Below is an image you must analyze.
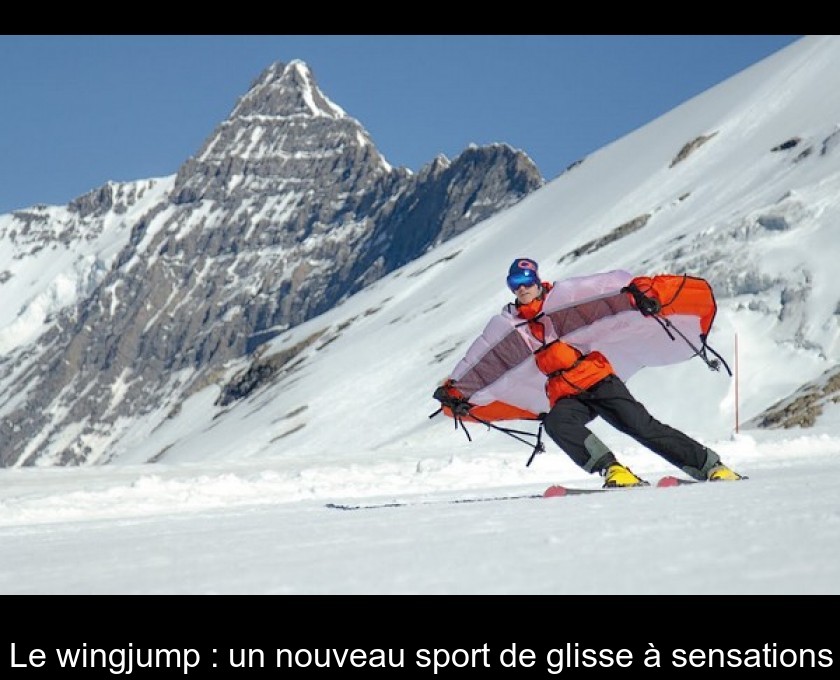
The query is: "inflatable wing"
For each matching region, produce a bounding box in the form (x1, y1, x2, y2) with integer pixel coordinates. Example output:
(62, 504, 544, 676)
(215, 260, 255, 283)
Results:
(444, 270, 721, 423)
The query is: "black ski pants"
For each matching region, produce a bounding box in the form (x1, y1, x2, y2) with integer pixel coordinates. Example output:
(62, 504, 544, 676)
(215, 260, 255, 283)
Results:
(542, 374, 717, 478)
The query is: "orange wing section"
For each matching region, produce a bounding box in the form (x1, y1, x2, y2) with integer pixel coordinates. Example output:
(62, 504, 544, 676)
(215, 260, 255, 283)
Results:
(629, 274, 717, 336)
(443, 401, 540, 423)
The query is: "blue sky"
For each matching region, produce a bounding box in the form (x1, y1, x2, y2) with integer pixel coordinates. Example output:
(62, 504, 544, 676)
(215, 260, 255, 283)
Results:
(0, 34, 801, 215)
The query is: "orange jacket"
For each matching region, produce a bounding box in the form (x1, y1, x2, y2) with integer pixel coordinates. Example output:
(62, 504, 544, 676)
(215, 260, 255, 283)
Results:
(515, 283, 615, 404)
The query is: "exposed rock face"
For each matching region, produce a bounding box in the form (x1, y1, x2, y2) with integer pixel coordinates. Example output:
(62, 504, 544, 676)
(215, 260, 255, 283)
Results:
(0, 60, 543, 466)
(745, 365, 840, 429)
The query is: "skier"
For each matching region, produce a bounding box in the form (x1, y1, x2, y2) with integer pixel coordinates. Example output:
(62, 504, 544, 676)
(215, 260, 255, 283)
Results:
(432, 258, 743, 487)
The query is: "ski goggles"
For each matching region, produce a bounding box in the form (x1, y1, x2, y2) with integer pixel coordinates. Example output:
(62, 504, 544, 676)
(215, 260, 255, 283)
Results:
(506, 270, 540, 292)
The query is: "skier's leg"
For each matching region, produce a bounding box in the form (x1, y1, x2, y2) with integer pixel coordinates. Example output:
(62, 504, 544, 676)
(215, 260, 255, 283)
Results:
(587, 375, 720, 480)
(542, 397, 617, 473)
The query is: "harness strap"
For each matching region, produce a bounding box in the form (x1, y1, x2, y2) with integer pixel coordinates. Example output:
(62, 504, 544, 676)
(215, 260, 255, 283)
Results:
(429, 407, 546, 466)
(701, 336, 733, 376)
(650, 314, 732, 376)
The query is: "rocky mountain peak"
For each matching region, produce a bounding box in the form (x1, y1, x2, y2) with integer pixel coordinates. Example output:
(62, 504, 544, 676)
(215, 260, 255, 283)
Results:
(233, 60, 347, 120)
(171, 59, 388, 205)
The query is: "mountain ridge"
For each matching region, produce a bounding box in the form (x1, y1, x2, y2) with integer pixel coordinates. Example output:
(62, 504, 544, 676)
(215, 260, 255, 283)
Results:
(3, 38, 840, 467)
(0, 60, 542, 466)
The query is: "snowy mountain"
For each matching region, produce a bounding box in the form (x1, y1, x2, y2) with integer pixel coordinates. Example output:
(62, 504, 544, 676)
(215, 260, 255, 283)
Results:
(84, 34, 840, 470)
(0, 60, 541, 466)
(2, 36, 840, 472)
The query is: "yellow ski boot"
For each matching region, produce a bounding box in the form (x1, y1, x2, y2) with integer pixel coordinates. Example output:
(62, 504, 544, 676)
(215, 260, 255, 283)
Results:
(602, 463, 650, 488)
(708, 464, 744, 481)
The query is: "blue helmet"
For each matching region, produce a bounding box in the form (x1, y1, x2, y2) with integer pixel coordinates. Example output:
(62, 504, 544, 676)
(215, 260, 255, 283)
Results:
(506, 258, 541, 292)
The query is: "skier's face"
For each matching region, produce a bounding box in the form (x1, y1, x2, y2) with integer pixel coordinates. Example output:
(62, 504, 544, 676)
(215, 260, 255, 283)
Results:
(514, 282, 540, 305)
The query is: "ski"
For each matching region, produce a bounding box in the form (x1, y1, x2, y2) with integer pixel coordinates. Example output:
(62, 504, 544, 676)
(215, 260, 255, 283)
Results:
(547, 474, 747, 494)
(658, 474, 748, 486)
(657, 475, 701, 488)
(542, 484, 625, 497)
(326, 492, 544, 511)
(541, 474, 694, 496)
(326, 474, 744, 510)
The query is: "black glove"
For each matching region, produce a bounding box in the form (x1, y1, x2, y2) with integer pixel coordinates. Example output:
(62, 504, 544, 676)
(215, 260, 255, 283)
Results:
(622, 283, 661, 317)
(433, 385, 472, 416)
